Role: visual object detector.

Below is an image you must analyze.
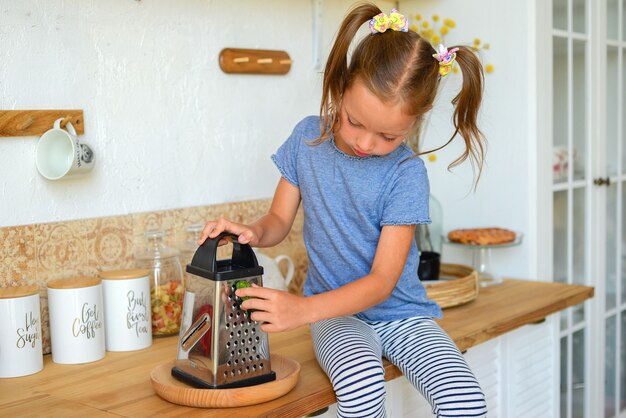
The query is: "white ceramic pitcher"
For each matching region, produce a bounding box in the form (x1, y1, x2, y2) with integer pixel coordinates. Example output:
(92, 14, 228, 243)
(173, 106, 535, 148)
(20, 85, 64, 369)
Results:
(253, 249, 295, 291)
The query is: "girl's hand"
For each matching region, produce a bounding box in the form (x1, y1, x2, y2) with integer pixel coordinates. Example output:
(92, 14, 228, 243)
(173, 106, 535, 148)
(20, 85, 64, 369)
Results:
(236, 285, 310, 333)
(198, 218, 258, 246)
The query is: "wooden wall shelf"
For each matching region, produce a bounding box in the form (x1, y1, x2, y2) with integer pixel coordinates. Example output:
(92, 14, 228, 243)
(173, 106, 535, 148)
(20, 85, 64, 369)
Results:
(219, 48, 292, 75)
(0, 110, 84, 137)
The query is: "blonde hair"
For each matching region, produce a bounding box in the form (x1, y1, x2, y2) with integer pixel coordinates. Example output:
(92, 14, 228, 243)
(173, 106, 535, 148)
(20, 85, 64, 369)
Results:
(317, 2, 486, 183)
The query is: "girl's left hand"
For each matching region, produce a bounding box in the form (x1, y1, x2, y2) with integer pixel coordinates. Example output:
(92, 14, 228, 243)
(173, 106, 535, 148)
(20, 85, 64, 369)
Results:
(236, 285, 309, 333)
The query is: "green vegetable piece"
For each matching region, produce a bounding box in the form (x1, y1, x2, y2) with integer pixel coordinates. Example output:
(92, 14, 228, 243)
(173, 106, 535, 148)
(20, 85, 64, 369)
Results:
(235, 280, 251, 301)
(235, 280, 251, 290)
(234, 280, 257, 317)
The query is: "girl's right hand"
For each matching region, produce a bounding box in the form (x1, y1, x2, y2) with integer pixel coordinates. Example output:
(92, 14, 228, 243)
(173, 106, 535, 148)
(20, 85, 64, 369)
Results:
(198, 218, 258, 246)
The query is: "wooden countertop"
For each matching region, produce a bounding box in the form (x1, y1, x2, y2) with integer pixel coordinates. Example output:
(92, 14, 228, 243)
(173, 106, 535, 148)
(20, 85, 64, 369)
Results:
(0, 279, 593, 417)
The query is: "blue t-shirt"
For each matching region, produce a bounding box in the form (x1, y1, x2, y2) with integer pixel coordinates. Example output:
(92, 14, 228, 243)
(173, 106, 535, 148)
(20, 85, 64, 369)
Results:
(272, 116, 442, 321)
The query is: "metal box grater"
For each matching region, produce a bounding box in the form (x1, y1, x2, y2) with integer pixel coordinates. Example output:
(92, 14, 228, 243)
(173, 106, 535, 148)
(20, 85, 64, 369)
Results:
(171, 233, 276, 389)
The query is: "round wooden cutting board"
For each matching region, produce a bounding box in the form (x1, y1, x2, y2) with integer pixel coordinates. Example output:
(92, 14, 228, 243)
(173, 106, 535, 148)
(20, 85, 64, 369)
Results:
(150, 354, 301, 408)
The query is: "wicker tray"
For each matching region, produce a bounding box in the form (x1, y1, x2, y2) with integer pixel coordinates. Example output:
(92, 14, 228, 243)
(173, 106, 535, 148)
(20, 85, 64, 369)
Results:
(424, 263, 479, 309)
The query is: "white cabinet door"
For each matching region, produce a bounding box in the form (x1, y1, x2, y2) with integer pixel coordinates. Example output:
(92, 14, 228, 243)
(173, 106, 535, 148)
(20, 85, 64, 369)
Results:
(549, 0, 594, 416)
(548, 0, 626, 416)
(603, 1, 626, 416)
(502, 319, 557, 418)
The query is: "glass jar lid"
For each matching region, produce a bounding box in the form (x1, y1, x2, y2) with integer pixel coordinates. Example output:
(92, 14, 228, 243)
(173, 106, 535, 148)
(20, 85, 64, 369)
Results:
(183, 223, 204, 251)
(135, 230, 180, 261)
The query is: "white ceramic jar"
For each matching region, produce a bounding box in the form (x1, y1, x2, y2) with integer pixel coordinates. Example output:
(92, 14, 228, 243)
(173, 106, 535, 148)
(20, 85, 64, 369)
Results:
(100, 269, 152, 352)
(47, 277, 105, 364)
(0, 285, 43, 378)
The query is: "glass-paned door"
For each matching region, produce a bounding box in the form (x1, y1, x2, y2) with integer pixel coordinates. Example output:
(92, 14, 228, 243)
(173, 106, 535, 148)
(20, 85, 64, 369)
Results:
(552, 0, 591, 417)
(604, 0, 626, 416)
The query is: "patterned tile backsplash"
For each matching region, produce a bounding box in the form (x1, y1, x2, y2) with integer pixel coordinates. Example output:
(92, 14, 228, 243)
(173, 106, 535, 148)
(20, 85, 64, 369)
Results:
(0, 199, 307, 354)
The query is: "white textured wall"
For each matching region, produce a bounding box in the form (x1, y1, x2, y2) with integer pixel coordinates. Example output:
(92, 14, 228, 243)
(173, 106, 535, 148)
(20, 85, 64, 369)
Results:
(401, 0, 532, 277)
(0, 0, 390, 227)
(0, 0, 531, 278)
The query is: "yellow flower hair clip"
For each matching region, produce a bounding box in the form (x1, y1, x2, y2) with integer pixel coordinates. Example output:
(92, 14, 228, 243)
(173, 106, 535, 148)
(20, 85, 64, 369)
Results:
(432, 44, 459, 77)
(369, 9, 409, 34)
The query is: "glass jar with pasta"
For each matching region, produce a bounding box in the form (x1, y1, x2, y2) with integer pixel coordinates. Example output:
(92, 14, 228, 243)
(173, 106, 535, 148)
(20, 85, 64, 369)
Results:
(135, 230, 185, 337)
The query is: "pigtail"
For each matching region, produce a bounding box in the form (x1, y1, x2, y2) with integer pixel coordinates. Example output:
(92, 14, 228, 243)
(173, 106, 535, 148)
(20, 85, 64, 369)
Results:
(315, 2, 383, 144)
(445, 45, 486, 185)
(314, 3, 487, 188)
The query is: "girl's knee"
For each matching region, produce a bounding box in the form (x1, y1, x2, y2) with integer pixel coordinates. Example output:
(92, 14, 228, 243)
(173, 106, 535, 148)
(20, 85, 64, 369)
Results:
(333, 363, 386, 418)
(432, 388, 487, 418)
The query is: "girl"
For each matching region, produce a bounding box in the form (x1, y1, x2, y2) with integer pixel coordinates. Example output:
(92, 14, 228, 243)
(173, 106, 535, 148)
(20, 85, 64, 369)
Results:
(200, 3, 487, 417)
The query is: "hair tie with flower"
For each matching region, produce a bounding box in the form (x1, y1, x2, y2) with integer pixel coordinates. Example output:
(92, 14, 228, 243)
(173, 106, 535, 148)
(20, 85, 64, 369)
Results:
(432, 44, 459, 77)
(369, 9, 409, 34)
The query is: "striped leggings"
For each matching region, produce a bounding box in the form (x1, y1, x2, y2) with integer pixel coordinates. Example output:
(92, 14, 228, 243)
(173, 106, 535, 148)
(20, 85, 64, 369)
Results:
(310, 316, 487, 417)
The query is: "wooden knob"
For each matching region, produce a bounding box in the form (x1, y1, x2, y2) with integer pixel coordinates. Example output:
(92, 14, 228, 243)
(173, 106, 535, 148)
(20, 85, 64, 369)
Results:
(16, 116, 34, 131)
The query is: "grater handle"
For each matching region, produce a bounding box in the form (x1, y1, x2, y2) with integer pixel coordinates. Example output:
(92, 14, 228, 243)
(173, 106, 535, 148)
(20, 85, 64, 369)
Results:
(191, 232, 259, 273)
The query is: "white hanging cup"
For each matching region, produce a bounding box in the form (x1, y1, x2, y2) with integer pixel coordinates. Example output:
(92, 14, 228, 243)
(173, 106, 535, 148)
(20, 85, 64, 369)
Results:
(35, 118, 95, 180)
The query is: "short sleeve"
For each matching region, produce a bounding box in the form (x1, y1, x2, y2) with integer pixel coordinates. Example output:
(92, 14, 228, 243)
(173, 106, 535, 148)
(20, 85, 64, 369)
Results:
(380, 158, 431, 226)
(271, 122, 304, 187)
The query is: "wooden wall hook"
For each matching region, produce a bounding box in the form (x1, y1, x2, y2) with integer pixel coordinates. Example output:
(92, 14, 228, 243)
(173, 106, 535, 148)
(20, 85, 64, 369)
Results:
(219, 48, 291, 75)
(60, 116, 71, 128)
(59, 116, 79, 129)
(0, 110, 85, 137)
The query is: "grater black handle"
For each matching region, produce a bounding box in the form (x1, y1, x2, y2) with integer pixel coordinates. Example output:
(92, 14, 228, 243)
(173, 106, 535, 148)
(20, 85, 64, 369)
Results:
(189, 232, 259, 276)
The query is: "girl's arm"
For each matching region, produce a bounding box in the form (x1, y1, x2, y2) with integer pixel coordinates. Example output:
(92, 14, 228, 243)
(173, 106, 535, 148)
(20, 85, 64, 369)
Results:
(238, 223, 416, 332)
(199, 178, 301, 247)
(250, 178, 301, 247)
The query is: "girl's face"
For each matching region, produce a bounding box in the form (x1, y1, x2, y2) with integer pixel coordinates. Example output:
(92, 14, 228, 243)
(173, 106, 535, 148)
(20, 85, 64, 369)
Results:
(334, 78, 415, 158)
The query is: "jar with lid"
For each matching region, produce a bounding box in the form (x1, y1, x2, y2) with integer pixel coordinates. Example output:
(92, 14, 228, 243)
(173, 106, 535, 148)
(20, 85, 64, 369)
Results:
(135, 230, 185, 337)
(415, 194, 443, 281)
(180, 223, 204, 267)
(414, 194, 444, 254)
(428, 194, 444, 254)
